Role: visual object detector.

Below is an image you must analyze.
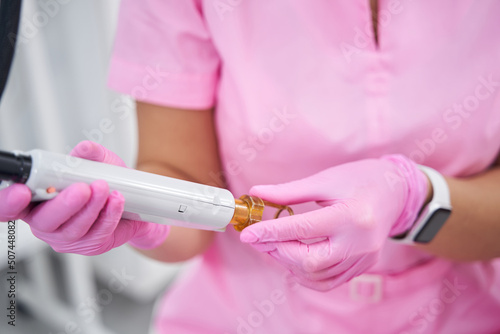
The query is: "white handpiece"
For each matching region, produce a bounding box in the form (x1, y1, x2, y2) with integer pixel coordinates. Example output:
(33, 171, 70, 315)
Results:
(26, 150, 236, 231)
(0, 149, 293, 231)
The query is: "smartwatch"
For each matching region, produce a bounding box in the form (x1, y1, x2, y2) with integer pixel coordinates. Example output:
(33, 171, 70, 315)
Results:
(393, 166, 452, 244)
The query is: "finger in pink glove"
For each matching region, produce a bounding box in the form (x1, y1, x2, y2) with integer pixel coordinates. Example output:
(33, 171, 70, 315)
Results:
(240, 155, 429, 291)
(0, 183, 32, 222)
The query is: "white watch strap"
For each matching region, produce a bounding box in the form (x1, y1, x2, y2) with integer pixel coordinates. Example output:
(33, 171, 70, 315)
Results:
(418, 165, 451, 206)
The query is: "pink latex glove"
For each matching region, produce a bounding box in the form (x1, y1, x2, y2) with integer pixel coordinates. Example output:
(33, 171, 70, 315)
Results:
(0, 141, 169, 255)
(240, 155, 429, 291)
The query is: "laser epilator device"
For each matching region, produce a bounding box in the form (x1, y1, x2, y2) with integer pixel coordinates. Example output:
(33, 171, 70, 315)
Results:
(0, 149, 292, 231)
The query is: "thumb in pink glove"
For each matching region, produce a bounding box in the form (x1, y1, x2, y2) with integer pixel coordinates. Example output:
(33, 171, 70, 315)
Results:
(240, 155, 429, 291)
(0, 141, 169, 255)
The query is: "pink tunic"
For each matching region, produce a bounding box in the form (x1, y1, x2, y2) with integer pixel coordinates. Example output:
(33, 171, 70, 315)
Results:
(108, 1, 500, 333)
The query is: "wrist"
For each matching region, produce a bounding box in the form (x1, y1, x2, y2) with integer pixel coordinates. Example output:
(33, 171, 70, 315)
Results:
(380, 155, 430, 237)
(128, 222, 170, 250)
(391, 166, 452, 244)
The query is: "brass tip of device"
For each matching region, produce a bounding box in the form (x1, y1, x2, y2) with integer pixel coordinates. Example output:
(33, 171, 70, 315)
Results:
(229, 195, 294, 231)
(229, 195, 265, 231)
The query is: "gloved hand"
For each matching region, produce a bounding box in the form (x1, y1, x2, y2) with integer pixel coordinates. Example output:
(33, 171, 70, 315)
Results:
(240, 155, 430, 291)
(0, 141, 169, 255)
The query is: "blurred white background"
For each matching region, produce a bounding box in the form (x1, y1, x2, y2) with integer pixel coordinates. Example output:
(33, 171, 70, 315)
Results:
(0, 1, 182, 333)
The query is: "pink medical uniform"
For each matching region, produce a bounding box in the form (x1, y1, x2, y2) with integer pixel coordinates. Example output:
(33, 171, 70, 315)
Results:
(108, 1, 500, 333)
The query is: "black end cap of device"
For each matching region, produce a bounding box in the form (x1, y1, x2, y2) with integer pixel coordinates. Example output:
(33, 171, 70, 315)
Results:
(0, 150, 32, 183)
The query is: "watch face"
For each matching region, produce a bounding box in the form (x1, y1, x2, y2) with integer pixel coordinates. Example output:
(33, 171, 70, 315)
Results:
(414, 208, 451, 243)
